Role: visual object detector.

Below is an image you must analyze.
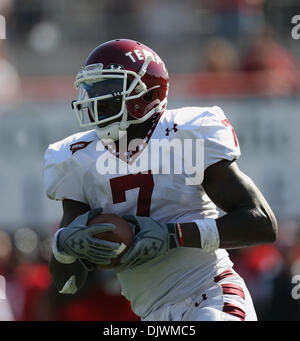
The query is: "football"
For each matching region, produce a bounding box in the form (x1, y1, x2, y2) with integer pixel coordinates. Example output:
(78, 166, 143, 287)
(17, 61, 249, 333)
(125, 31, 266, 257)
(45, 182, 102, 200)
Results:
(87, 213, 134, 269)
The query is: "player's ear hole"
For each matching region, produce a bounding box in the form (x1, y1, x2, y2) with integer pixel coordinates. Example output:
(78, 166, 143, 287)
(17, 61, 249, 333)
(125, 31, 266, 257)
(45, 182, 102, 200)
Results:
(143, 90, 153, 102)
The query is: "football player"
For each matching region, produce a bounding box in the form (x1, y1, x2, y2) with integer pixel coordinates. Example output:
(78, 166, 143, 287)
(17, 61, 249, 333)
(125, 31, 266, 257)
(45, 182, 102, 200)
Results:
(44, 39, 277, 321)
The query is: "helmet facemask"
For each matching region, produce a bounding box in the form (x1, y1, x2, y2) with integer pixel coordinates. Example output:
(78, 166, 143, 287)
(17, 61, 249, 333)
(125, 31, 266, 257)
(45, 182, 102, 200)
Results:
(72, 57, 165, 143)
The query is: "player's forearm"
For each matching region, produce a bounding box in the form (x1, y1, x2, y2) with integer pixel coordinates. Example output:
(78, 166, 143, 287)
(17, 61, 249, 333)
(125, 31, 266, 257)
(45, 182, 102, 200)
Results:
(179, 206, 277, 250)
(48, 199, 92, 293)
(195, 160, 278, 250)
(215, 205, 277, 249)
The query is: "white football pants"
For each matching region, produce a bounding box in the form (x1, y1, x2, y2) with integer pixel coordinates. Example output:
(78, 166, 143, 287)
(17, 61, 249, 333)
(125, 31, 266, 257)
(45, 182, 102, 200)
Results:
(142, 268, 257, 321)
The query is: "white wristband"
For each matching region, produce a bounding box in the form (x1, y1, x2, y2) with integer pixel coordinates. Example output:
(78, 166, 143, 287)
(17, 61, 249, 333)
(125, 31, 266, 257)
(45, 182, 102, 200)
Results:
(52, 229, 77, 264)
(193, 219, 220, 252)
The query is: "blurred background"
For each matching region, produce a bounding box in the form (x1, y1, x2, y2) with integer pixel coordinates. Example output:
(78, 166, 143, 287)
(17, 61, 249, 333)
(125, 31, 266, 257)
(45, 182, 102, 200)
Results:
(0, 0, 300, 321)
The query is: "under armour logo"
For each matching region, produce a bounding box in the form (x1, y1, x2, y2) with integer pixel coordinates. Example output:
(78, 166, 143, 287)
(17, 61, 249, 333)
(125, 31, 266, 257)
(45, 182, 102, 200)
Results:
(195, 294, 207, 307)
(112, 91, 122, 99)
(143, 242, 158, 256)
(70, 239, 84, 249)
(107, 63, 124, 70)
(166, 123, 178, 136)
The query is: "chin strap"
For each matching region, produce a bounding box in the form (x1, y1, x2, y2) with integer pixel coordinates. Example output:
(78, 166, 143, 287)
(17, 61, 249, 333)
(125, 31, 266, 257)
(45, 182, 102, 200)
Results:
(124, 97, 168, 129)
(119, 107, 129, 130)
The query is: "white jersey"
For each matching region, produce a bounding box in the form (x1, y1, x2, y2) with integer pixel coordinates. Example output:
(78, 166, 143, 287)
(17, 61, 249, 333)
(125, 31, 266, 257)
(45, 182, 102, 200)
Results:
(44, 106, 241, 318)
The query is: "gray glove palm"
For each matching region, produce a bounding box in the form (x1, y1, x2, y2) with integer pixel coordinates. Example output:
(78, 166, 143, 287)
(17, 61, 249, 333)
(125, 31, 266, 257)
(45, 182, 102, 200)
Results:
(58, 208, 121, 265)
(117, 215, 180, 272)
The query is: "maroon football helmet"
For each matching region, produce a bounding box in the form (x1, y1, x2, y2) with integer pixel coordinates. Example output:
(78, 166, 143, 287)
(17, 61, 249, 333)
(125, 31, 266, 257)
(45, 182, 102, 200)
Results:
(72, 39, 169, 141)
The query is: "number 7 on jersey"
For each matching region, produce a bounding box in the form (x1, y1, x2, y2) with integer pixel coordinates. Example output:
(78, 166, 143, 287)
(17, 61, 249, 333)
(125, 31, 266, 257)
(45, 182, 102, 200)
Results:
(110, 173, 154, 216)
